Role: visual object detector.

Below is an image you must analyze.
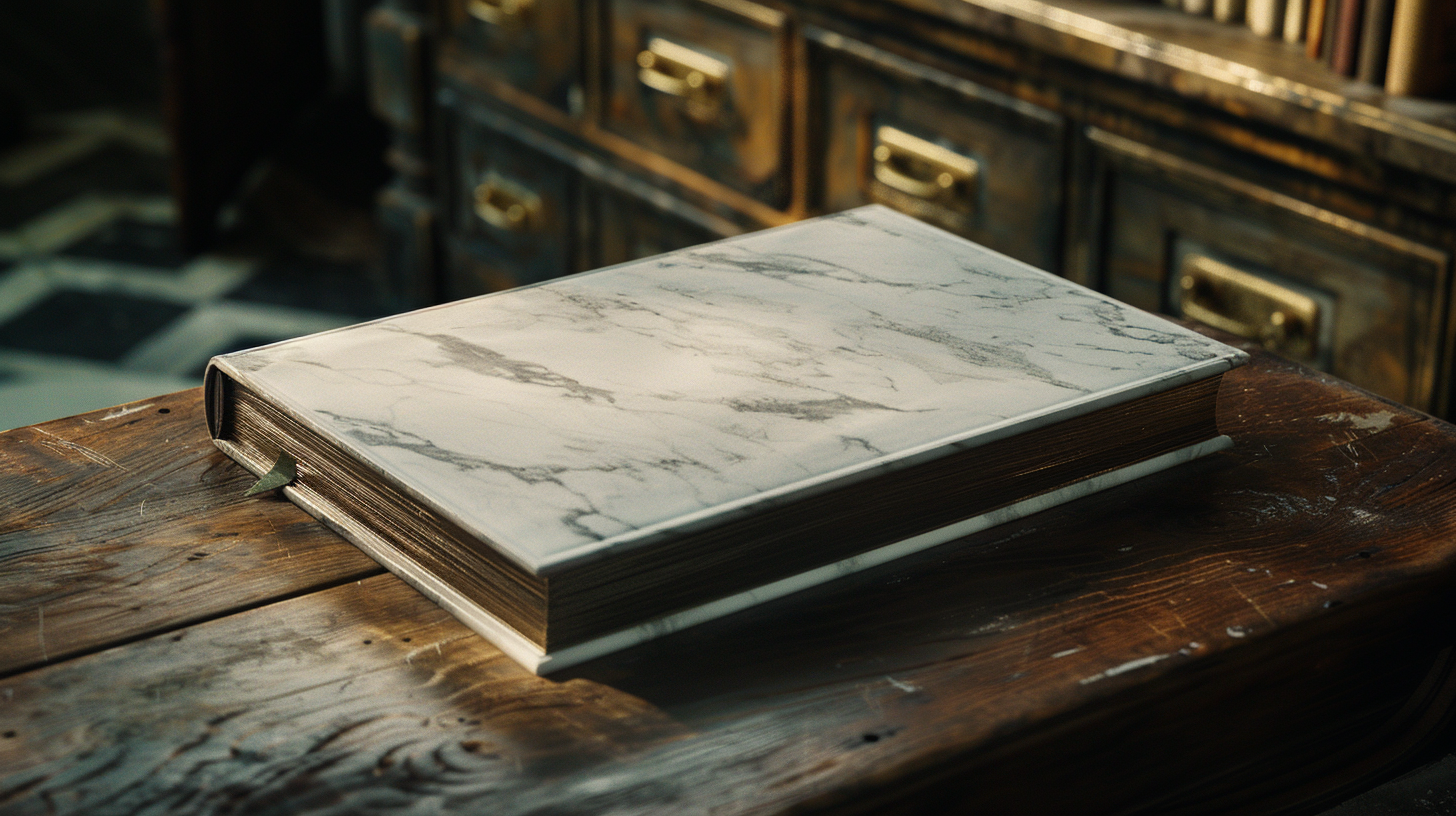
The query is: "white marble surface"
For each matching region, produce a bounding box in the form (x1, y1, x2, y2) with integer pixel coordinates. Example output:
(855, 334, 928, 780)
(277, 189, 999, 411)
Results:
(213, 206, 1247, 575)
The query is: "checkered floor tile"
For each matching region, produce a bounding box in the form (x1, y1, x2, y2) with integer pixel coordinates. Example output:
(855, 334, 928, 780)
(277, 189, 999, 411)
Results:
(0, 110, 387, 431)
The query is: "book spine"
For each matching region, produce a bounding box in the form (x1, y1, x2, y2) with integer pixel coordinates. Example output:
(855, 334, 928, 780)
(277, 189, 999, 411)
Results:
(1249, 0, 1285, 36)
(1306, 0, 1329, 57)
(1284, 0, 1309, 40)
(1332, 0, 1366, 75)
(1356, 0, 1395, 84)
(1385, 0, 1456, 97)
(1319, 0, 1340, 62)
(1215, 0, 1246, 23)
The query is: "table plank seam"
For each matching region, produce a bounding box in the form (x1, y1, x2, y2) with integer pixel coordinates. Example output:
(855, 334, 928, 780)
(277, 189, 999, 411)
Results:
(0, 565, 387, 681)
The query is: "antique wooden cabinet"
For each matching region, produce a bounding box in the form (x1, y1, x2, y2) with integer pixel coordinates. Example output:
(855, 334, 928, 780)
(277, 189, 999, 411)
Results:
(362, 0, 1456, 417)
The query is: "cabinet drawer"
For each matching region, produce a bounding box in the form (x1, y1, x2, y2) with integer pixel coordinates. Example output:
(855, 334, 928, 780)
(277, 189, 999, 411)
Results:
(1082, 128, 1451, 413)
(585, 181, 740, 267)
(446, 109, 581, 298)
(811, 29, 1066, 273)
(602, 0, 789, 207)
(442, 0, 582, 112)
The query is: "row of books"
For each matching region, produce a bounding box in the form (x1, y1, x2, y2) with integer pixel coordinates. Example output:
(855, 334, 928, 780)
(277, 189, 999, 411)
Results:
(1164, 0, 1456, 99)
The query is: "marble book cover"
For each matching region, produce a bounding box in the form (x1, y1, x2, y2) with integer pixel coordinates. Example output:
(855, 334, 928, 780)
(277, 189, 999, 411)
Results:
(207, 205, 1248, 672)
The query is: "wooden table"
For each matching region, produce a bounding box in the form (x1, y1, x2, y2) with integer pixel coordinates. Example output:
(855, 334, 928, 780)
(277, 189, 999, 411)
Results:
(4, 345, 1456, 814)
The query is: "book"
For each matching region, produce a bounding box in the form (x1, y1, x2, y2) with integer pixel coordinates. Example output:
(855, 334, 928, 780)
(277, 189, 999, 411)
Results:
(1385, 0, 1456, 98)
(1319, 0, 1341, 61)
(1306, 0, 1329, 58)
(1284, 0, 1309, 41)
(205, 206, 1248, 674)
(1331, 0, 1366, 76)
(1215, 0, 1246, 24)
(1356, 0, 1395, 84)
(1248, 0, 1284, 36)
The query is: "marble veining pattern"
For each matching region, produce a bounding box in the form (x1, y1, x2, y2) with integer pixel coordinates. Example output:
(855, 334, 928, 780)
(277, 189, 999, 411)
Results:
(213, 207, 1246, 573)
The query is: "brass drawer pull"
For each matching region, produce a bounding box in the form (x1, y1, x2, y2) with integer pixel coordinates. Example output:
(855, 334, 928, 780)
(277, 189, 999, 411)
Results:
(474, 174, 541, 232)
(636, 38, 728, 121)
(872, 126, 980, 209)
(467, 0, 532, 26)
(1178, 254, 1322, 361)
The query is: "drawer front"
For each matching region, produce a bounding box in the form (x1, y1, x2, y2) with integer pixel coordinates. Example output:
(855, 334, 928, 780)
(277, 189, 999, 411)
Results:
(812, 30, 1066, 272)
(446, 110, 580, 298)
(442, 0, 582, 112)
(602, 0, 789, 207)
(1083, 128, 1451, 412)
(586, 183, 739, 267)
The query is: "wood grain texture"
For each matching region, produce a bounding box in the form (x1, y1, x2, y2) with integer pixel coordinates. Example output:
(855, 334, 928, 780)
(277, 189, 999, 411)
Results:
(0, 390, 384, 678)
(3, 349, 1456, 813)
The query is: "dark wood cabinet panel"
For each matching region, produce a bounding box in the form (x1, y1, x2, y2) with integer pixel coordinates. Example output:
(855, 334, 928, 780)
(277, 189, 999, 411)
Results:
(440, 0, 584, 112)
(586, 182, 738, 267)
(443, 105, 582, 297)
(1082, 127, 1452, 414)
(371, 0, 1456, 417)
(810, 27, 1066, 272)
(600, 0, 791, 207)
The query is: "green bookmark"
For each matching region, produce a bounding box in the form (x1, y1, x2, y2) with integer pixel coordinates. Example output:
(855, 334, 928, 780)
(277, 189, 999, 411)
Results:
(245, 451, 297, 497)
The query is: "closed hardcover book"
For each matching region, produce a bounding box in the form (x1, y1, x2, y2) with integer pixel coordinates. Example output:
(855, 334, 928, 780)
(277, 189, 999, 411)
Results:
(1248, 0, 1285, 36)
(1386, 0, 1456, 98)
(1356, 0, 1395, 84)
(1215, 0, 1246, 23)
(1284, 0, 1309, 41)
(1306, 0, 1329, 56)
(205, 207, 1248, 674)
(1331, 0, 1366, 76)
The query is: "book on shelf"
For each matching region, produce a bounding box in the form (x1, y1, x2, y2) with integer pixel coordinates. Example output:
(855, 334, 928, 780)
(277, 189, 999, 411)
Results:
(205, 206, 1248, 674)
(1385, 0, 1456, 98)
(1306, 0, 1329, 57)
(1247, 0, 1284, 36)
(1284, 0, 1309, 42)
(1319, 0, 1340, 61)
(1356, 0, 1395, 84)
(1215, 0, 1245, 24)
(1331, 0, 1365, 76)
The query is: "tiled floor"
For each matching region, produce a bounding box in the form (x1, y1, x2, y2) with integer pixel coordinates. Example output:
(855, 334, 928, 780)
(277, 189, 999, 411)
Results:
(0, 110, 387, 430)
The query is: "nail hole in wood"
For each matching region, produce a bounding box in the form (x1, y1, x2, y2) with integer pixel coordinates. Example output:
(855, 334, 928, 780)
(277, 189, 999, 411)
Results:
(3, 731, 15, 738)
(862, 733, 880, 743)
(363, 640, 372, 645)
(157, 408, 170, 414)
(402, 637, 412, 642)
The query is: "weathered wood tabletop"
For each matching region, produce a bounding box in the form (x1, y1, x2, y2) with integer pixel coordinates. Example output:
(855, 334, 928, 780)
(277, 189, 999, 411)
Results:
(3, 345, 1456, 815)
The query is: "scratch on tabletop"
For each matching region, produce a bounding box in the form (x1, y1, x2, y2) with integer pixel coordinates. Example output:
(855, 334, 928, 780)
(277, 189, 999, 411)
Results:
(102, 403, 154, 421)
(1079, 653, 1171, 685)
(1052, 647, 1084, 659)
(33, 427, 126, 470)
(1238, 587, 1277, 627)
(1312, 581, 1329, 589)
(1226, 626, 1249, 638)
(37, 605, 47, 663)
(885, 676, 919, 694)
(139, 500, 146, 517)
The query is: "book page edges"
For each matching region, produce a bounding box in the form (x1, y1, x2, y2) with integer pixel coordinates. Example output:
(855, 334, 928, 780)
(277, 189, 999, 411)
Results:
(216, 435, 1231, 676)
(209, 350, 1242, 577)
